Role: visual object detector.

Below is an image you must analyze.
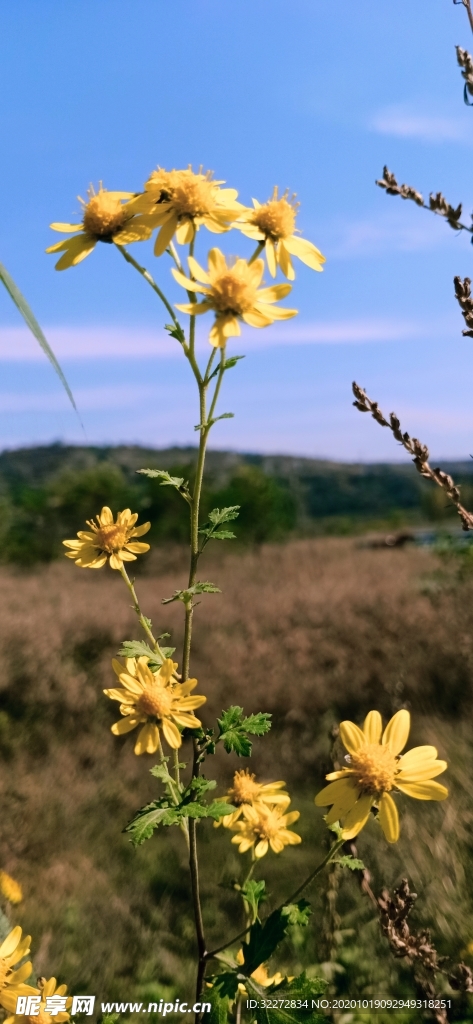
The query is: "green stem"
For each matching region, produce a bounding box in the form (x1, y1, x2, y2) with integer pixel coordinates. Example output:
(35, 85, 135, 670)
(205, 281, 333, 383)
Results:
(207, 346, 226, 424)
(118, 565, 166, 659)
(115, 244, 181, 330)
(248, 240, 265, 264)
(167, 240, 184, 273)
(204, 837, 345, 962)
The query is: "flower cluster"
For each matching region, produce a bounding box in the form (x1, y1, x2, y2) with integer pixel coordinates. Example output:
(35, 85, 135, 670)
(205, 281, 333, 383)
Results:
(0, 927, 71, 1024)
(47, 164, 326, 347)
(315, 710, 448, 843)
(218, 769, 301, 859)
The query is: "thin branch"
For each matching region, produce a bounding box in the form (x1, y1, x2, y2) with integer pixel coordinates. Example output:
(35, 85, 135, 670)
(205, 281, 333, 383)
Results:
(455, 0, 473, 35)
(376, 167, 469, 232)
(352, 382, 473, 531)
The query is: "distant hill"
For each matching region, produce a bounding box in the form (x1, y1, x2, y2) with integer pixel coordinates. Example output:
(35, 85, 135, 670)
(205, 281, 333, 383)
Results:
(0, 443, 471, 563)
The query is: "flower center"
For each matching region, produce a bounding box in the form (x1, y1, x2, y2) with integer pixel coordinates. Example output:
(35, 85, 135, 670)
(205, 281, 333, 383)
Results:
(210, 267, 258, 315)
(94, 523, 128, 553)
(147, 168, 180, 203)
(231, 771, 260, 805)
(137, 686, 173, 719)
(82, 190, 127, 238)
(350, 743, 398, 794)
(251, 194, 297, 241)
(254, 808, 282, 841)
(171, 173, 217, 219)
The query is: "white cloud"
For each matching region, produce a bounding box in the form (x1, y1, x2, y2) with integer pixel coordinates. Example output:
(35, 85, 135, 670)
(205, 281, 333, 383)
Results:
(328, 210, 450, 259)
(0, 384, 158, 413)
(370, 106, 469, 143)
(0, 317, 432, 363)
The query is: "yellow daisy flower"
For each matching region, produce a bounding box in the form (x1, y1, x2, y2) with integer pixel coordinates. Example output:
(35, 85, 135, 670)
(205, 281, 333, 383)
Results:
(315, 710, 448, 844)
(216, 770, 290, 828)
(46, 184, 153, 270)
(128, 166, 243, 255)
(235, 187, 325, 280)
(3, 976, 71, 1024)
(230, 802, 301, 859)
(63, 507, 150, 570)
(0, 872, 22, 905)
(173, 247, 297, 348)
(0, 927, 34, 1012)
(104, 655, 206, 754)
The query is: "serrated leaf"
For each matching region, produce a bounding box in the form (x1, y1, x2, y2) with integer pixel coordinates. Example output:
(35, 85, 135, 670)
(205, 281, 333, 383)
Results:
(125, 806, 170, 846)
(117, 640, 176, 667)
(200, 987, 231, 1024)
(243, 712, 272, 736)
(200, 530, 236, 541)
(242, 902, 311, 976)
(162, 581, 221, 605)
(136, 468, 190, 499)
(206, 800, 237, 820)
(334, 854, 365, 871)
(281, 899, 312, 927)
(241, 879, 267, 922)
(164, 321, 186, 345)
(217, 706, 272, 756)
(208, 506, 240, 526)
(0, 260, 80, 419)
(208, 355, 245, 381)
(254, 973, 326, 1024)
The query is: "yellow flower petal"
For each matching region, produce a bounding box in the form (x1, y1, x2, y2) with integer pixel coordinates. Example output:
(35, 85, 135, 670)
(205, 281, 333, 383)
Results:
(257, 283, 292, 303)
(50, 223, 83, 232)
(278, 241, 295, 280)
(254, 840, 269, 858)
(176, 218, 195, 245)
(378, 792, 399, 843)
(382, 709, 410, 754)
(315, 778, 358, 808)
(339, 720, 366, 754)
(154, 213, 179, 256)
(265, 239, 277, 278)
(397, 745, 438, 769)
(0, 927, 21, 959)
(341, 793, 374, 839)
(395, 780, 448, 801)
(363, 710, 383, 743)
(396, 760, 447, 782)
(111, 717, 140, 735)
(162, 718, 182, 749)
(53, 235, 96, 271)
(134, 723, 160, 755)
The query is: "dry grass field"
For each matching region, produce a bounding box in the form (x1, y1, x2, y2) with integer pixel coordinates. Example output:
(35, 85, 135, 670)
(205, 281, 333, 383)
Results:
(1, 538, 473, 1017)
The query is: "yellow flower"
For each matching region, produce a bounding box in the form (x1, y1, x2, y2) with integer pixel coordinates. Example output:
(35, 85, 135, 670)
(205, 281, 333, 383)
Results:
(216, 770, 290, 827)
(230, 802, 301, 858)
(46, 184, 153, 270)
(0, 872, 22, 905)
(128, 166, 243, 254)
(235, 950, 286, 992)
(315, 710, 448, 844)
(0, 927, 35, 1012)
(235, 187, 325, 280)
(63, 507, 150, 570)
(3, 977, 71, 1024)
(104, 655, 206, 754)
(173, 248, 297, 348)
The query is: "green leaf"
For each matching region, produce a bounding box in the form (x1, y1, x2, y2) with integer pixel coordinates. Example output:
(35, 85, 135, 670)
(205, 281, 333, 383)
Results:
(162, 581, 221, 605)
(208, 506, 240, 526)
(208, 354, 245, 381)
(281, 899, 312, 927)
(211, 973, 240, 999)
(117, 640, 176, 667)
(200, 987, 231, 1024)
(164, 321, 186, 345)
(334, 854, 365, 871)
(217, 706, 272, 756)
(136, 468, 190, 501)
(0, 260, 80, 419)
(241, 879, 267, 922)
(199, 530, 236, 541)
(125, 805, 170, 846)
(206, 800, 237, 820)
(241, 901, 309, 976)
(195, 412, 234, 432)
(253, 973, 326, 1024)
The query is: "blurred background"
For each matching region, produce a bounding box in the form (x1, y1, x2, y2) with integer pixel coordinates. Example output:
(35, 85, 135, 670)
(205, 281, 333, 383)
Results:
(1, 2, 473, 1022)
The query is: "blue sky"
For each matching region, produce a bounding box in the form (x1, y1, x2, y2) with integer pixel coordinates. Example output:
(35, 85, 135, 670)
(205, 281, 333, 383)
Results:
(1, 0, 473, 460)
